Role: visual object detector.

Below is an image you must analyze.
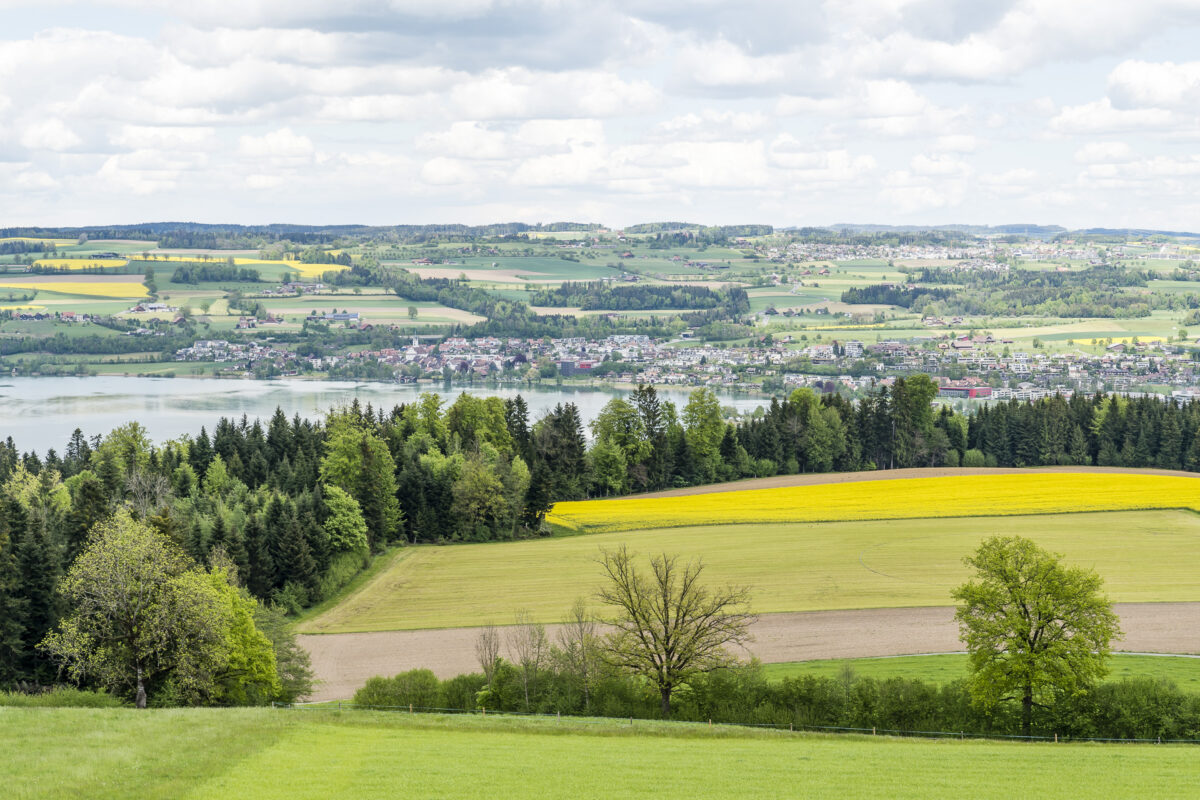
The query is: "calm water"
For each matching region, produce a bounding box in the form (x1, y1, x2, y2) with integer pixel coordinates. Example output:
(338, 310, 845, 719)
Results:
(0, 377, 771, 452)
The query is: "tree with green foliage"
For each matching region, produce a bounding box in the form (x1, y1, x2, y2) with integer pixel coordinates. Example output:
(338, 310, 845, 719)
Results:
(952, 535, 1122, 737)
(321, 484, 368, 552)
(320, 414, 402, 549)
(596, 545, 754, 718)
(41, 511, 232, 708)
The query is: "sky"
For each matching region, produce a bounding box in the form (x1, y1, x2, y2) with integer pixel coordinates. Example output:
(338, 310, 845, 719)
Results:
(2, 0, 1200, 230)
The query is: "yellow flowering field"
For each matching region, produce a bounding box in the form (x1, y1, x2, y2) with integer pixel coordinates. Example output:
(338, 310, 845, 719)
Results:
(32, 258, 129, 269)
(546, 473, 1200, 533)
(0, 280, 148, 298)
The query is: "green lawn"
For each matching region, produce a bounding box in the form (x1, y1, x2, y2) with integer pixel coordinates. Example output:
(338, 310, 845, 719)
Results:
(763, 653, 1200, 689)
(4, 708, 1195, 799)
(299, 510, 1200, 633)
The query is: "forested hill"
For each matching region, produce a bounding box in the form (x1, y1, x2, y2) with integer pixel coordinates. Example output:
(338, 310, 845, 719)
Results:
(5, 379, 1200, 694)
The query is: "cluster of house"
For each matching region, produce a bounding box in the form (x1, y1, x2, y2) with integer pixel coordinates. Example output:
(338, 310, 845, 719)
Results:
(762, 242, 999, 263)
(173, 340, 291, 366)
(253, 282, 329, 297)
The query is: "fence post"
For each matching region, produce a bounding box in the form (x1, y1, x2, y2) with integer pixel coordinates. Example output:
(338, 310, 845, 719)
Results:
(708, 719, 712, 727)
(872, 727, 876, 736)
(789, 722, 793, 732)
(1054, 733, 1058, 743)
(409, 703, 413, 714)
(482, 707, 486, 717)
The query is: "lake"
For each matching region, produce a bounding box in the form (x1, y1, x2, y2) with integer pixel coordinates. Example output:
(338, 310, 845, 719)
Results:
(0, 376, 773, 453)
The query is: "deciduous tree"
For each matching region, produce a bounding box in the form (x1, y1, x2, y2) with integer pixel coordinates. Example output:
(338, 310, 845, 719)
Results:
(953, 535, 1122, 737)
(596, 545, 754, 718)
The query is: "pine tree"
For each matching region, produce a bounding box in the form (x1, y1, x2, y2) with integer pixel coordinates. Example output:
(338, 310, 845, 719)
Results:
(244, 515, 275, 598)
(15, 522, 61, 682)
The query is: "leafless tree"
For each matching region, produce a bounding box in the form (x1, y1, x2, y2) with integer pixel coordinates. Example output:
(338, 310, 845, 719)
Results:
(125, 471, 172, 518)
(555, 597, 602, 711)
(506, 609, 548, 710)
(596, 545, 755, 718)
(474, 623, 500, 686)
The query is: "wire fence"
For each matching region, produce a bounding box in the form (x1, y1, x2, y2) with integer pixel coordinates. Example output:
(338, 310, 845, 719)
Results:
(272, 701, 1200, 745)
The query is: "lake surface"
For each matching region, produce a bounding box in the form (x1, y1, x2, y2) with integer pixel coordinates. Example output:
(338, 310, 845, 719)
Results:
(0, 377, 772, 453)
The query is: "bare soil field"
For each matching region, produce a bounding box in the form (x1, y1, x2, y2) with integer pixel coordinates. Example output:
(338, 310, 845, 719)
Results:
(299, 602, 1200, 701)
(629, 466, 1200, 500)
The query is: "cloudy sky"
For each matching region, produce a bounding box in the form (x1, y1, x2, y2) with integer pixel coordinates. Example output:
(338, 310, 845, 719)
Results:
(2, 1, 1200, 229)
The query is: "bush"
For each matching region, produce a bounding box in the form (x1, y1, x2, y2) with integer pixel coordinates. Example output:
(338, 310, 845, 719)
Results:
(0, 688, 124, 708)
(353, 669, 445, 710)
(961, 449, 987, 468)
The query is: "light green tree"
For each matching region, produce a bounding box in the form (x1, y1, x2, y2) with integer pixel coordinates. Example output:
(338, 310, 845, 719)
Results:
(322, 484, 369, 552)
(953, 536, 1122, 737)
(41, 511, 232, 708)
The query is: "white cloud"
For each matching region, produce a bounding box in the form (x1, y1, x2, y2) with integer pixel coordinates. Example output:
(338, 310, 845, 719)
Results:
(20, 119, 82, 151)
(1108, 60, 1200, 110)
(237, 128, 315, 160)
(1050, 98, 1176, 134)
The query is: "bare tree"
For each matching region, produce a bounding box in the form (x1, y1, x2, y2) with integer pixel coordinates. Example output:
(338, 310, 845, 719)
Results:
(596, 545, 755, 718)
(555, 597, 602, 712)
(125, 471, 172, 519)
(474, 623, 500, 686)
(506, 609, 548, 710)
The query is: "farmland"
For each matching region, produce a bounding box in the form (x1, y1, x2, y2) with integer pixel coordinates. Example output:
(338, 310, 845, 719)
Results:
(545, 472, 1200, 533)
(299, 506, 1200, 633)
(4, 708, 1196, 799)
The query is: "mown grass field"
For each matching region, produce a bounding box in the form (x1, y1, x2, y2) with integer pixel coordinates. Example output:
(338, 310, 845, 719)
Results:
(299, 509, 1200, 632)
(545, 473, 1200, 532)
(4, 708, 1195, 799)
(762, 653, 1200, 689)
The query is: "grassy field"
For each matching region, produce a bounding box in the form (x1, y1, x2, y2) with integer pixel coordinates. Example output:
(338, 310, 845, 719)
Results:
(762, 653, 1200, 689)
(298, 509, 1200, 632)
(546, 473, 1200, 533)
(4, 708, 1195, 799)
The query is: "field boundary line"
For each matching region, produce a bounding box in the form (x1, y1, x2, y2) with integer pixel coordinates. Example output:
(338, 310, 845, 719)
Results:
(271, 702, 1200, 745)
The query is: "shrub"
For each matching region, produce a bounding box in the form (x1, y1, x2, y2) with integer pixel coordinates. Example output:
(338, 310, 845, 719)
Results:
(353, 669, 445, 710)
(961, 449, 987, 468)
(0, 688, 124, 708)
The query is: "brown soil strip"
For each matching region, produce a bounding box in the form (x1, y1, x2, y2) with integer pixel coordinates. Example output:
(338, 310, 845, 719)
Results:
(298, 602, 1200, 701)
(626, 467, 1200, 500)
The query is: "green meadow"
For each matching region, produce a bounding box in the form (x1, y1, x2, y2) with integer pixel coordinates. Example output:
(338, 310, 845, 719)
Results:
(4, 708, 1196, 800)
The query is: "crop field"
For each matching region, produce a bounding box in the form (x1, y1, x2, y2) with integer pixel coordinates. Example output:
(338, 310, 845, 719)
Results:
(762, 653, 1200, 689)
(0, 280, 147, 299)
(299, 508, 1200, 632)
(4, 708, 1195, 799)
(546, 472, 1200, 533)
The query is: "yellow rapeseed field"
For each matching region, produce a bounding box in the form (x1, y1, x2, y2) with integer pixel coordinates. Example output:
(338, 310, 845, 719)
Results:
(545, 473, 1200, 532)
(32, 258, 129, 269)
(0, 280, 148, 298)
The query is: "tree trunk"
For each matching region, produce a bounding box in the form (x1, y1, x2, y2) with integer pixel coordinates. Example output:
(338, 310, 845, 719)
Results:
(659, 686, 671, 719)
(136, 665, 147, 709)
(1022, 684, 1033, 738)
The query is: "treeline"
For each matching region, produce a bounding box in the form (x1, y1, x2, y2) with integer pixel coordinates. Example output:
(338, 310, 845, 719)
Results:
(531, 281, 749, 313)
(356, 664, 1200, 742)
(0, 241, 57, 255)
(171, 263, 262, 283)
(840, 285, 953, 308)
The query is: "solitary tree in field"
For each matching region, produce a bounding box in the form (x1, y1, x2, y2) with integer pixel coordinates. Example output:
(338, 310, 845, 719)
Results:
(953, 536, 1121, 737)
(596, 546, 754, 718)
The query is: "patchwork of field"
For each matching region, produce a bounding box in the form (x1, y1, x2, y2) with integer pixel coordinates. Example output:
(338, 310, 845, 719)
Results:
(4, 708, 1195, 799)
(545, 472, 1200, 533)
(300, 508, 1200, 633)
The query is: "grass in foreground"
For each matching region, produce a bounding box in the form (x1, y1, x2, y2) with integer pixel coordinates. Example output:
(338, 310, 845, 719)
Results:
(546, 473, 1200, 532)
(3, 708, 1196, 800)
(300, 509, 1200, 632)
(763, 653, 1200, 689)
